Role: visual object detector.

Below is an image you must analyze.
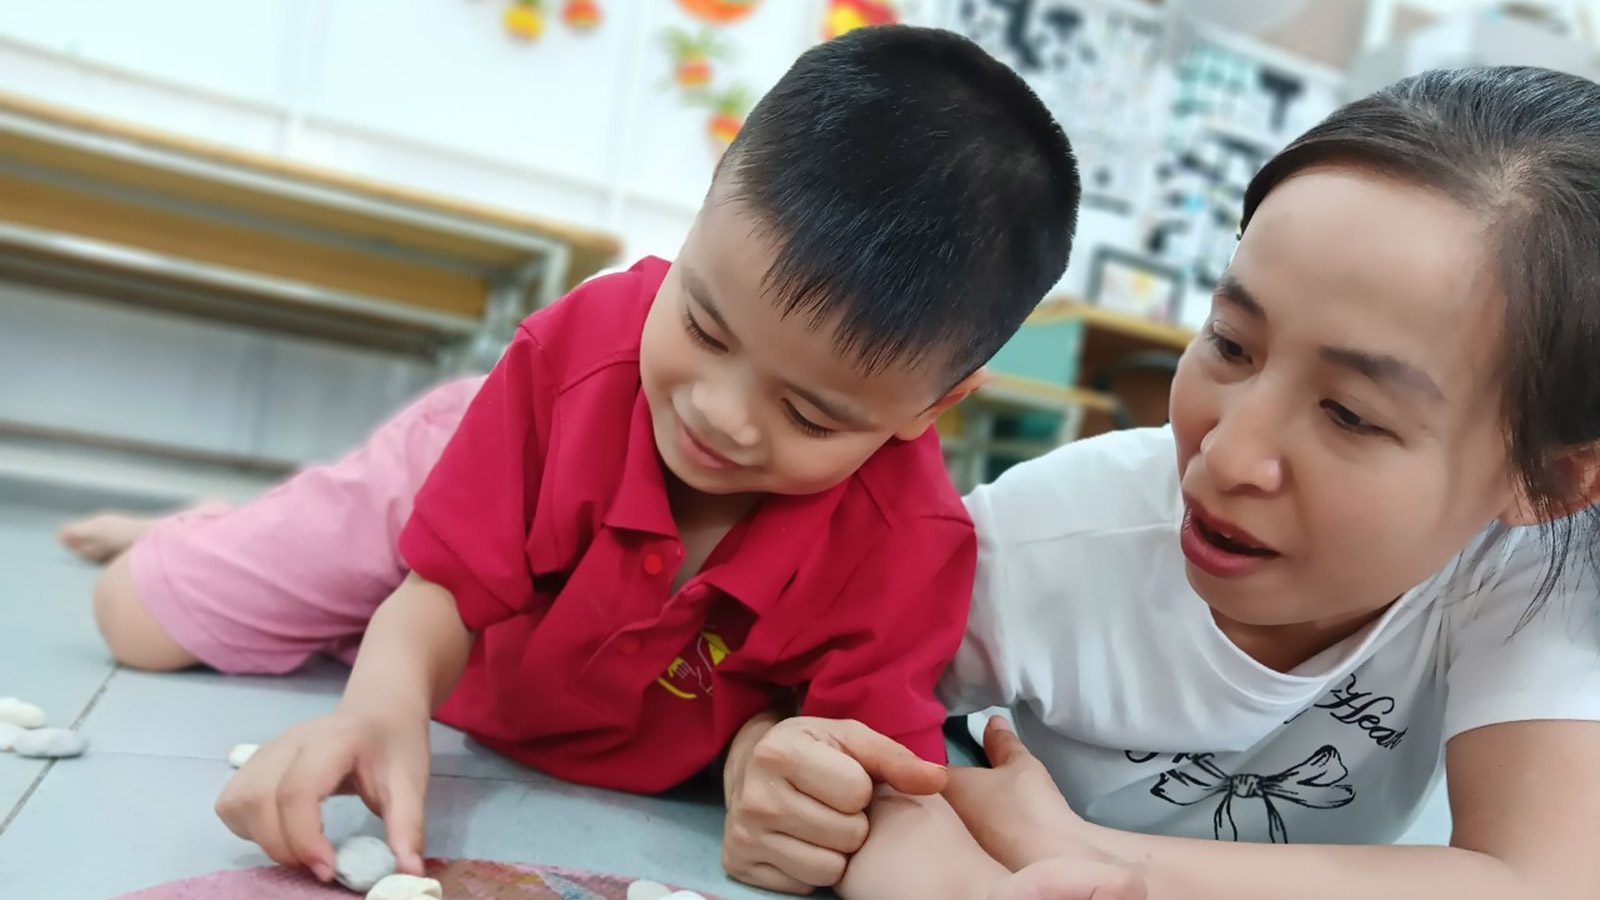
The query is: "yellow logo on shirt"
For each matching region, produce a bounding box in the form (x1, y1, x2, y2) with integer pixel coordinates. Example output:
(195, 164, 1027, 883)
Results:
(657, 631, 729, 700)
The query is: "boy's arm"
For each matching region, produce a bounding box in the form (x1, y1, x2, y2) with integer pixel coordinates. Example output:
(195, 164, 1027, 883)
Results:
(339, 572, 472, 721)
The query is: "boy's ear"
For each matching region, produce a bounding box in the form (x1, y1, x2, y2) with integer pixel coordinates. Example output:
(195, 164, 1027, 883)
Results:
(1500, 442, 1600, 527)
(894, 367, 990, 442)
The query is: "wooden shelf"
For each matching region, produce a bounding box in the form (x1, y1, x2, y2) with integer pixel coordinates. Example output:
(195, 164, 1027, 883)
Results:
(1026, 298, 1195, 352)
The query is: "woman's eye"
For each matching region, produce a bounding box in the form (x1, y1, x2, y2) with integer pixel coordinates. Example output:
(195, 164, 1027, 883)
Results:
(1322, 401, 1387, 437)
(1206, 330, 1249, 364)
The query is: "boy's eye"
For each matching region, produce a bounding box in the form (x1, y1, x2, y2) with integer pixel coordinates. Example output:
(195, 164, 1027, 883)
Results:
(784, 401, 834, 437)
(684, 308, 727, 352)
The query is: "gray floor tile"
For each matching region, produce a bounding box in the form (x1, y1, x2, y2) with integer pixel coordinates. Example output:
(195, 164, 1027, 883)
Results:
(85, 662, 579, 782)
(0, 503, 117, 817)
(0, 752, 775, 900)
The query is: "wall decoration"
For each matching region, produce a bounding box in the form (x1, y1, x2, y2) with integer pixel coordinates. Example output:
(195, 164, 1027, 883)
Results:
(952, 0, 1339, 292)
(661, 28, 730, 93)
(824, 0, 900, 40)
(504, 0, 546, 40)
(695, 84, 754, 156)
(562, 0, 602, 31)
(676, 0, 763, 26)
(1086, 247, 1184, 323)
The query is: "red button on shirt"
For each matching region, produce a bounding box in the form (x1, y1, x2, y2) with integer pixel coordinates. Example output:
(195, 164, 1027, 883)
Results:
(399, 257, 975, 794)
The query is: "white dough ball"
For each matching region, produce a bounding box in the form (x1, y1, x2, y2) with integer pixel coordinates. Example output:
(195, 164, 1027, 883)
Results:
(365, 873, 443, 899)
(335, 835, 398, 892)
(0, 697, 46, 729)
(628, 881, 672, 900)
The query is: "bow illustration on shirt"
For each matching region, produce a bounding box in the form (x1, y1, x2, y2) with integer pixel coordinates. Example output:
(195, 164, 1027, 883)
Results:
(1150, 745, 1355, 843)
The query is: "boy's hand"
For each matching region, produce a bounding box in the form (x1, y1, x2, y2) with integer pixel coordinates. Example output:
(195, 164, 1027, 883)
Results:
(215, 709, 431, 882)
(722, 715, 947, 894)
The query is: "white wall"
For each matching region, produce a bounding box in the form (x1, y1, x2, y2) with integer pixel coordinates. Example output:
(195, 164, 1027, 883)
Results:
(0, 0, 844, 261)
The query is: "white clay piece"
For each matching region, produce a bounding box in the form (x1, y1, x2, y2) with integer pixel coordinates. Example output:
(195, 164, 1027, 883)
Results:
(335, 835, 399, 893)
(0, 697, 46, 729)
(661, 892, 708, 900)
(0, 722, 23, 752)
(12, 728, 87, 759)
(227, 743, 259, 768)
(365, 873, 444, 899)
(627, 881, 672, 900)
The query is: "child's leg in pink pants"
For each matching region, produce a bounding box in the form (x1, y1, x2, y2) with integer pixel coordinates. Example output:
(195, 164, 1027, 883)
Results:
(79, 377, 483, 674)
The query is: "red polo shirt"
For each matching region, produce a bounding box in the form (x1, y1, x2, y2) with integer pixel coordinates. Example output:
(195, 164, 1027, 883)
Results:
(399, 257, 975, 794)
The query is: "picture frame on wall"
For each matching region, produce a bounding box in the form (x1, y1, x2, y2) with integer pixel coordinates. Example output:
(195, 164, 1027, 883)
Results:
(1085, 246, 1185, 323)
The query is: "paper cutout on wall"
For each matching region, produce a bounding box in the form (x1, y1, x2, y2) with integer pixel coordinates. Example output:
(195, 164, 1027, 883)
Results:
(562, 0, 602, 30)
(504, 0, 546, 40)
(676, 0, 762, 26)
(695, 84, 753, 156)
(825, 0, 899, 40)
(661, 27, 731, 94)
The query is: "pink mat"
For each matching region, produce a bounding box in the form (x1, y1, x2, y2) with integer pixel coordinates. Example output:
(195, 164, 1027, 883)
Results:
(111, 860, 719, 900)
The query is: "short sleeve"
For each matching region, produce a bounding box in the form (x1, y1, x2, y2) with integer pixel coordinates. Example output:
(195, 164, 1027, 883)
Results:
(1443, 524, 1600, 740)
(798, 516, 977, 764)
(399, 325, 554, 631)
(938, 481, 1024, 716)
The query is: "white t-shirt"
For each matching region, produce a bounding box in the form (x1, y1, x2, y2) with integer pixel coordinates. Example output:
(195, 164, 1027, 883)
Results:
(942, 427, 1600, 845)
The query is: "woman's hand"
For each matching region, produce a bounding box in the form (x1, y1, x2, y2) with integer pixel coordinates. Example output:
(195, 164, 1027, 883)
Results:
(943, 715, 1098, 871)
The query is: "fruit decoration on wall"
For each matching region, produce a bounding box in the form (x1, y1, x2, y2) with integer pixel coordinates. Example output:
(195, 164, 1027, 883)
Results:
(661, 28, 729, 93)
(676, 0, 762, 26)
(496, 0, 602, 42)
(823, 0, 898, 40)
(503, 0, 545, 40)
(695, 85, 753, 155)
(562, 0, 602, 30)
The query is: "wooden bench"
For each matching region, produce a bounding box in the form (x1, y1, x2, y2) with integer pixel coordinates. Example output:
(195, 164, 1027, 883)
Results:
(0, 92, 621, 366)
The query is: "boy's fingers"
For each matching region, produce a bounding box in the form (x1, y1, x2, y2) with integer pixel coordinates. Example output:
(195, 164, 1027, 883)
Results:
(785, 738, 880, 812)
(276, 747, 350, 879)
(757, 833, 849, 888)
(826, 723, 946, 798)
(765, 790, 870, 854)
(738, 862, 816, 896)
(379, 767, 429, 875)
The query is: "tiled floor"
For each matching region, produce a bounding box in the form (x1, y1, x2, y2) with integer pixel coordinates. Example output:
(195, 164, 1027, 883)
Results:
(0, 484, 1453, 900)
(0, 496, 775, 900)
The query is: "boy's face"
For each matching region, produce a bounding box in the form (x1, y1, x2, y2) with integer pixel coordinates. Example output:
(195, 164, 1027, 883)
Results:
(640, 187, 978, 497)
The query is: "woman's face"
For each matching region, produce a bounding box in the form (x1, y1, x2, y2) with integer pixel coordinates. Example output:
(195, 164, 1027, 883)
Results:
(1169, 166, 1523, 639)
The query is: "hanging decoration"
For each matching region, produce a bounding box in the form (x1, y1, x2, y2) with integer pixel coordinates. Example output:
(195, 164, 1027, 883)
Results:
(661, 28, 730, 93)
(675, 0, 762, 26)
(562, 0, 602, 30)
(503, 0, 546, 40)
(823, 0, 898, 40)
(696, 85, 753, 156)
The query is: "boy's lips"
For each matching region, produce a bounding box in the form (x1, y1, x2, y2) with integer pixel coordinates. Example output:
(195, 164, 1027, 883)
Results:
(677, 420, 740, 470)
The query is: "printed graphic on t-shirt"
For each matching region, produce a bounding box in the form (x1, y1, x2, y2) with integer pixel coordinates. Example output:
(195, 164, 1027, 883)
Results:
(656, 630, 729, 699)
(1139, 745, 1356, 843)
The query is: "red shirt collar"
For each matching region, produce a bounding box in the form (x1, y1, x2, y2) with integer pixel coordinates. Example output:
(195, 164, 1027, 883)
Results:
(602, 390, 852, 614)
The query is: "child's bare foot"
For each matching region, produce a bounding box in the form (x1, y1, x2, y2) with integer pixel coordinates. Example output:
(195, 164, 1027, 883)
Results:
(58, 501, 231, 564)
(987, 859, 1146, 900)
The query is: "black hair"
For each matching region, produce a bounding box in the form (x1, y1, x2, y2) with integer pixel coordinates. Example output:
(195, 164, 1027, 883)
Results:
(1241, 66, 1600, 620)
(718, 25, 1080, 383)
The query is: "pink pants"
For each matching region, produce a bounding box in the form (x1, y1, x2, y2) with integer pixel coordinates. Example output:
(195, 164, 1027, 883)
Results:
(129, 377, 483, 674)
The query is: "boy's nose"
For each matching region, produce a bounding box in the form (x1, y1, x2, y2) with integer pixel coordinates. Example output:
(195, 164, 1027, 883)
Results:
(692, 383, 759, 448)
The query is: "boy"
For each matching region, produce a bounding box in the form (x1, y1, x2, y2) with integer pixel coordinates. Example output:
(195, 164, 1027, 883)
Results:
(65, 26, 1079, 892)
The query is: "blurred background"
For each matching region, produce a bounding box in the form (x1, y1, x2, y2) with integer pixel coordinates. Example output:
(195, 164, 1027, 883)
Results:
(2, 0, 1599, 506)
